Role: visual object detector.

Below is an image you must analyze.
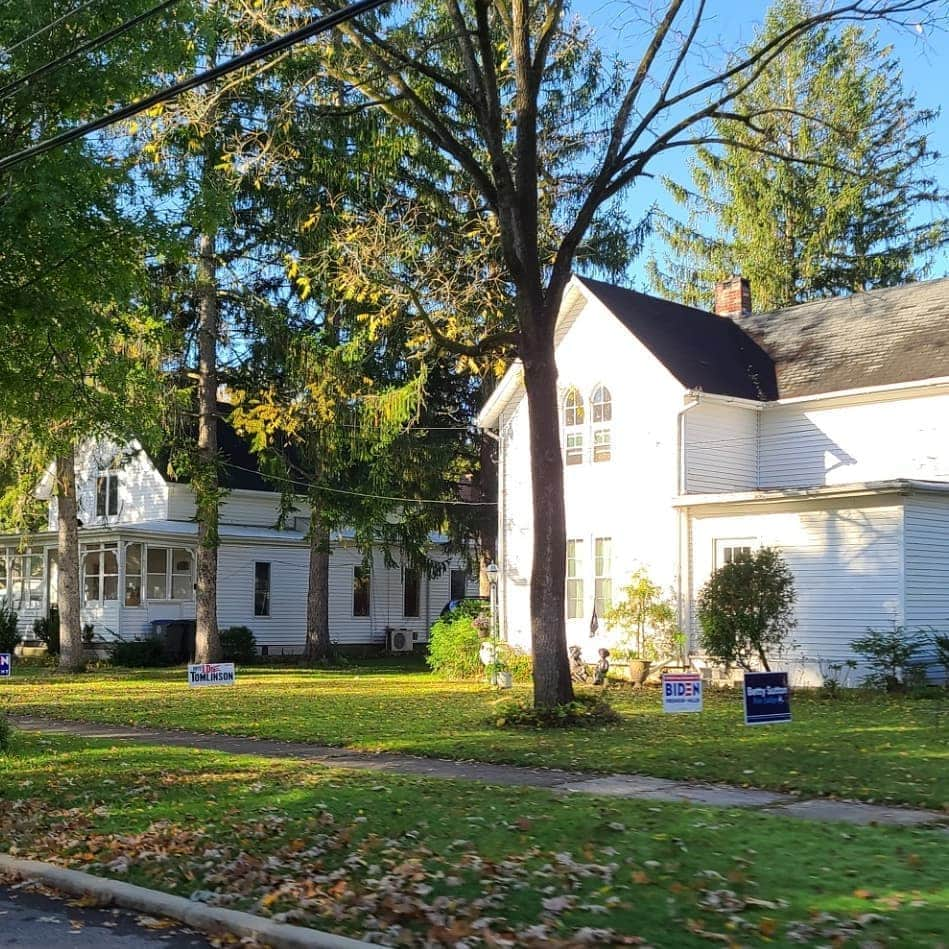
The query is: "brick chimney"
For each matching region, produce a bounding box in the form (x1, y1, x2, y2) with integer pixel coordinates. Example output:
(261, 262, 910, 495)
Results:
(714, 276, 752, 317)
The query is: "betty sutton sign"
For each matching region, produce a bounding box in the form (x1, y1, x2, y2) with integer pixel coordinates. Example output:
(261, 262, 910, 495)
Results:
(0, 653, 10, 678)
(661, 673, 703, 713)
(187, 662, 236, 687)
(743, 671, 791, 725)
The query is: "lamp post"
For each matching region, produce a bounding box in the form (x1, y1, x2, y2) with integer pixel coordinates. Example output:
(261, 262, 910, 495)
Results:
(486, 561, 500, 647)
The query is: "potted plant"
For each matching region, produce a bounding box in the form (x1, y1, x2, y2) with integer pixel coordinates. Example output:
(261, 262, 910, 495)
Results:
(494, 661, 513, 689)
(604, 568, 680, 684)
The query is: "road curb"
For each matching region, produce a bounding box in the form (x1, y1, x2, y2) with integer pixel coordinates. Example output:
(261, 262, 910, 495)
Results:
(0, 854, 371, 949)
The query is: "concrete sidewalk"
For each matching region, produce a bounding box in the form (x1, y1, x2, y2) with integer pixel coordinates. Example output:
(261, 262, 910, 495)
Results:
(11, 714, 947, 829)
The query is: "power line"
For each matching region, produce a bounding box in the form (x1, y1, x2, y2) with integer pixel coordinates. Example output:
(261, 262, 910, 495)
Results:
(222, 462, 497, 507)
(0, 0, 181, 102)
(0, 1, 99, 58)
(0, 0, 391, 173)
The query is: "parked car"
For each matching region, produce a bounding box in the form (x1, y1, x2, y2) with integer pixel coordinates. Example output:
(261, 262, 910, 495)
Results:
(438, 595, 489, 618)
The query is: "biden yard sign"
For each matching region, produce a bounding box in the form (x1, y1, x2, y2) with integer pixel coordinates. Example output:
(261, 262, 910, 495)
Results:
(662, 673, 703, 713)
(743, 671, 791, 725)
(188, 662, 236, 687)
(0, 653, 10, 678)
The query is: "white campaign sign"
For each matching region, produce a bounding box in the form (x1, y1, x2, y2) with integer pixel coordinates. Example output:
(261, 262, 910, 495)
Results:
(187, 662, 236, 687)
(661, 673, 703, 713)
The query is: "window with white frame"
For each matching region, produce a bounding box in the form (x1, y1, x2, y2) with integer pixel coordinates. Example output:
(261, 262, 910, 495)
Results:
(82, 543, 118, 604)
(124, 543, 143, 606)
(714, 538, 755, 571)
(1, 548, 43, 610)
(143, 546, 194, 600)
(449, 568, 468, 602)
(563, 387, 584, 466)
(95, 468, 120, 518)
(403, 567, 421, 617)
(594, 537, 612, 614)
(566, 539, 583, 619)
(254, 562, 271, 617)
(353, 565, 370, 617)
(590, 385, 612, 463)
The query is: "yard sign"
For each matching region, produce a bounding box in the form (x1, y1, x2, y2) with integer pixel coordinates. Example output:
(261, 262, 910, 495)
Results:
(187, 662, 236, 687)
(0, 653, 10, 678)
(661, 673, 703, 713)
(743, 671, 791, 725)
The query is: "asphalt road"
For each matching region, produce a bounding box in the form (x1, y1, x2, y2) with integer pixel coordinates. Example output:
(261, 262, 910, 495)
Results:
(0, 883, 213, 947)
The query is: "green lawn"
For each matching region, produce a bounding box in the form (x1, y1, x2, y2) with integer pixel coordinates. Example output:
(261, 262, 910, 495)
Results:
(3, 660, 947, 808)
(2, 731, 947, 948)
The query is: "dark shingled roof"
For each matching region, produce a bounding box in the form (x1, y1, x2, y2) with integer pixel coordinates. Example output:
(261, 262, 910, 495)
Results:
(578, 275, 949, 401)
(151, 411, 277, 493)
(577, 276, 778, 400)
(739, 278, 949, 398)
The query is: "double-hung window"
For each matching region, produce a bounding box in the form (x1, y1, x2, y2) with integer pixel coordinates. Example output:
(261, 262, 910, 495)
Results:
(594, 537, 612, 614)
(143, 547, 194, 600)
(82, 543, 118, 604)
(353, 565, 370, 617)
(563, 388, 584, 466)
(566, 539, 583, 619)
(254, 562, 271, 617)
(591, 385, 612, 463)
(714, 538, 755, 570)
(403, 567, 421, 617)
(95, 469, 120, 518)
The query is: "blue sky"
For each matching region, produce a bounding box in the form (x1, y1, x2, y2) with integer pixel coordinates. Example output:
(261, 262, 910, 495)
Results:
(571, 0, 949, 289)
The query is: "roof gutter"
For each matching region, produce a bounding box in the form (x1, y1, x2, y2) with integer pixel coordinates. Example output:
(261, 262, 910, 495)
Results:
(773, 375, 949, 408)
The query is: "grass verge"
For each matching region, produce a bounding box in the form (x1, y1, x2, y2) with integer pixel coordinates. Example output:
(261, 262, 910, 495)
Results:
(2, 731, 947, 948)
(3, 661, 947, 808)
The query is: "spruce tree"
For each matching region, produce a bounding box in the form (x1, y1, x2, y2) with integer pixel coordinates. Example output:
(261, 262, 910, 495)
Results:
(650, 0, 949, 312)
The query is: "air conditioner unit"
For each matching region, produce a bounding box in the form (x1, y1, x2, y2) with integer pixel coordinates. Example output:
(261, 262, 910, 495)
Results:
(387, 628, 414, 653)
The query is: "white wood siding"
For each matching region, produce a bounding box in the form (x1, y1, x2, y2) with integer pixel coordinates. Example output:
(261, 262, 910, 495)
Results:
(167, 486, 295, 527)
(903, 494, 949, 683)
(690, 499, 903, 685)
(49, 440, 168, 529)
(759, 391, 949, 488)
(684, 401, 758, 493)
(499, 293, 686, 659)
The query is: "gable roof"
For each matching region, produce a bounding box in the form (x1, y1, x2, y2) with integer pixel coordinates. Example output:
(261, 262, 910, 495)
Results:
(577, 277, 778, 400)
(740, 278, 949, 399)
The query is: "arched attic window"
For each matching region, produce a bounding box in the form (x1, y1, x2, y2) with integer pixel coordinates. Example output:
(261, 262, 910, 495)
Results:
(563, 387, 584, 466)
(591, 385, 612, 463)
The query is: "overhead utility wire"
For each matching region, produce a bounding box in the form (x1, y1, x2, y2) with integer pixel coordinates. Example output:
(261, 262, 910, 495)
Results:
(0, 0, 99, 57)
(0, 0, 181, 101)
(0, 0, 391, 173)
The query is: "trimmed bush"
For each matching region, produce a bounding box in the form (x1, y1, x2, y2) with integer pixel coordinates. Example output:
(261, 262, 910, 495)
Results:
(0, 604, 20, 654)
(221, 625, 257, 664)
(492, 693, 620, 729)
(32, 612, 60, 656)
(109, 637, 168, 668)
(426, 603, 488, 679)
(697, 547, 796, 671)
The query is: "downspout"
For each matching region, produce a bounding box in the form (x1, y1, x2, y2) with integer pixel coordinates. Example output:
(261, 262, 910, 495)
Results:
(676, 395, 701, 658)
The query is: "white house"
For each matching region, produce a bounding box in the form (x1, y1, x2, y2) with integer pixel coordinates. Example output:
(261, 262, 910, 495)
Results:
(0, 421, 475, 653)
(478, 275, 949, 684)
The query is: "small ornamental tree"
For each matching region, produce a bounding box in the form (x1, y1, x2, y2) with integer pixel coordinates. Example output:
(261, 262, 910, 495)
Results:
(605, 568, 679, 660)
(697, 547, 796, 671)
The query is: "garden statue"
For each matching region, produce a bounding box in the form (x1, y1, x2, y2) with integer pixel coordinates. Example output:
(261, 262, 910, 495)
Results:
(569, 645, 588, 682)
(479, 630, 498, 682)
(593, 647, 610, 685)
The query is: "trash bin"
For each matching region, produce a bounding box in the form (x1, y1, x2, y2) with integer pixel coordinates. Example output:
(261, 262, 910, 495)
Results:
(149, 619, 183, 663)
(180, 619, 197, 663)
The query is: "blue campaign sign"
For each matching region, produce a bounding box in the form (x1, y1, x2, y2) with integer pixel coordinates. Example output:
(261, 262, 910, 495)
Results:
(743, 671, 791, 725)
(0, 653, 10, 678)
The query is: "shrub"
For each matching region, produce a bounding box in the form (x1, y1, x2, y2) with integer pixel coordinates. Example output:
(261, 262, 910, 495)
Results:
(109, 637, 168, 668)
(497, 643, 532, 682)
(32, 611, 60, 656)
(220, 625, 257, 664)
(928, 629, 949, 685)
(697, 547, 796, 671)
(850, 625, 927, 691)
(427, 604, 487, 679)
(0, 709, 9, 752)
(492, 693, 620, 729)
(0, 604, 21, 654)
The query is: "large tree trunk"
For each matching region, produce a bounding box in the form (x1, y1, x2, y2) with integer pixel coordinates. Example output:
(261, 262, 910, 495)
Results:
(56, 446, 83, 672)
(194, 229, 221, 663)
(521, 324, 574, 709)
(304, 498, 332, 663)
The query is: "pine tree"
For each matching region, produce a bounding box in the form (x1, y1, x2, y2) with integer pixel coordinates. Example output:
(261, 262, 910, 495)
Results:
(649, 0, 949, 312)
